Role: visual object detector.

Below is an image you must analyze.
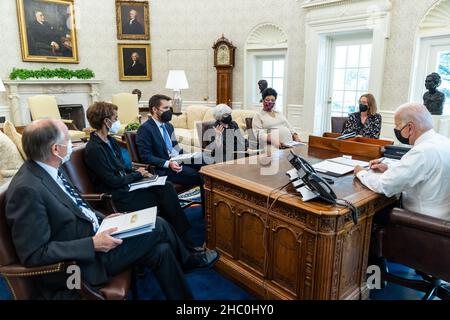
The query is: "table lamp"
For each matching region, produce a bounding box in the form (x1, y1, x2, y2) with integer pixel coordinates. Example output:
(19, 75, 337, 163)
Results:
(165, 70, 189, 114)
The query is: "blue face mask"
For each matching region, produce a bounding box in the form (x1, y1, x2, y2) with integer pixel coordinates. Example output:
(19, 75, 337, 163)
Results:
(107, 119, 121, 134)
(56, 140, 73, 164)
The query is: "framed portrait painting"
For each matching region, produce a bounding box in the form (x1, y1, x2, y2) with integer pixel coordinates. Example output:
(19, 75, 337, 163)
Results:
(116, 0, 150, 40)
(118, 44, 152, 81)
(16, 0, 79, 63)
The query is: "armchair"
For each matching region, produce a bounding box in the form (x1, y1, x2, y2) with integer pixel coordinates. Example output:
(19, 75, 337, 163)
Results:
(27, 95, 86, 142)
(111, 93, 141, 134)
(372, 208, 450, 300)
(0, 188, 132, 300)
(62, 144, 117, 214)
(331, 116, 349, 134)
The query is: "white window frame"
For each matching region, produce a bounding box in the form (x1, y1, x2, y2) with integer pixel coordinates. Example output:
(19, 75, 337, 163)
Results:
(327, 34, 373, 124)
(302, 0, 391, 135)
(411, 35, 450, 114)
(245, 49, 288, 114)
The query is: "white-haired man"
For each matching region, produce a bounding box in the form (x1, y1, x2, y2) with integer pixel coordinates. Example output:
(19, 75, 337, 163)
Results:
(354, 103, 450, 220)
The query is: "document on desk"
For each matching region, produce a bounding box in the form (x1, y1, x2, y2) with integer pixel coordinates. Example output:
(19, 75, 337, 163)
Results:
(312, 157, 370, 177)
(96, 207, 157, 239)
(128, 176, 167, 192)
(282, 141, 306, 148)
(170, 152, 201, 163)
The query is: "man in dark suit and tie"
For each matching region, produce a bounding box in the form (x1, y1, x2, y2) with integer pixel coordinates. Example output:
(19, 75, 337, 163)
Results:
(136, 94, 204, 206)
(5, 119, 218, 299)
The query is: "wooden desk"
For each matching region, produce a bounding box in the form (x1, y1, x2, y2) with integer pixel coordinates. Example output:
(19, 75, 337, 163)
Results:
(201, 145, 396, 300)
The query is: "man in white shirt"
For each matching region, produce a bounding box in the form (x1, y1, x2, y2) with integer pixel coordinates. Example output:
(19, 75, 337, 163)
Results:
(354, 102, 450, 220)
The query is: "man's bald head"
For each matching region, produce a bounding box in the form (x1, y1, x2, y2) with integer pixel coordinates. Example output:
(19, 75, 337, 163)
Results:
(395, 103, 433, 131)
(22, 119, 67, 162)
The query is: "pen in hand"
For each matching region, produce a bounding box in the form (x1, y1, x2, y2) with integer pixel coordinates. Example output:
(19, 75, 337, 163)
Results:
(370, 157, 386, 170)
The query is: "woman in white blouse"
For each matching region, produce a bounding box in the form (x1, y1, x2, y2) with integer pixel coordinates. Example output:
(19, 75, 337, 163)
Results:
(252, 88, 300, 148)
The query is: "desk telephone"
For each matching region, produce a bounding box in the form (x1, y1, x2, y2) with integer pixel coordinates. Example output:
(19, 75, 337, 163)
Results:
(287, 151, 359, 224)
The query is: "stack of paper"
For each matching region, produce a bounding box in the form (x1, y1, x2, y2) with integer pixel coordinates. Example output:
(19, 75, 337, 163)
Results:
(312, 157, 369, 177)
(96, 207, 157, 239)
(170, 152, 201, 163)
(128, 176, 167, 192)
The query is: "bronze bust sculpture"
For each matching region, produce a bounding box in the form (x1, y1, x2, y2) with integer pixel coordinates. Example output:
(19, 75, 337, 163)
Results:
(423, 73, 445, 115)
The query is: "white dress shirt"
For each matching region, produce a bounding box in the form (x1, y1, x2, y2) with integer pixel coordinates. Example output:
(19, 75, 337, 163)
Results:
(151, 116, 179, 168)
(356, 129, 450, 220)
(36, 161, 100, 231)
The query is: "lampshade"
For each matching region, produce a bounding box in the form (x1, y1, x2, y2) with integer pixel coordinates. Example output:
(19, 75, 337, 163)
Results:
(0, 78, 5, 92)
(165, 70, 189, 90)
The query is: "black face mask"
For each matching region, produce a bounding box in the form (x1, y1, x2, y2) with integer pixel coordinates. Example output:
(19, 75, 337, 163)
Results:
(160, 110, 172, 123)
(394, 123, 411, 145)
(359, 104, 369, 113)
(221, 114, 232, 125)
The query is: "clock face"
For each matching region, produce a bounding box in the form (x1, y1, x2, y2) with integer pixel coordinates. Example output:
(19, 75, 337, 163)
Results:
(217, 44, 230, 65)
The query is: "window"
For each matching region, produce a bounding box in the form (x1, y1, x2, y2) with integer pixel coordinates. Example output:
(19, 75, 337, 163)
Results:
(253, 55, 285, 111)
(329, 42, 372, 117)
(411, 36, 450, 115)
(436, 50, 450, 111)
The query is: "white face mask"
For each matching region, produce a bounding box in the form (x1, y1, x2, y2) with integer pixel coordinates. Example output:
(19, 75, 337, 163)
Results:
(56, 140, 73, 164)
(107, 119, 121, 134)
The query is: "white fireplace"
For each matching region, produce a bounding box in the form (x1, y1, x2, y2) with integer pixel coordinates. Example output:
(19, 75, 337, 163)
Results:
(3, 79, 102, 126)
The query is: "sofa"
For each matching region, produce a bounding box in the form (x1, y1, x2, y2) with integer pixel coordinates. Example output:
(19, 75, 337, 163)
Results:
(0, 121, 26, 187)
(170, 105, 257, 152)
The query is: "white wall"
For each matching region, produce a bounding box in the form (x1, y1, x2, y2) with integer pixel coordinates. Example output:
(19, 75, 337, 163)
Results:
(0, 0, 304, 112)
(0, 0, 444, 136)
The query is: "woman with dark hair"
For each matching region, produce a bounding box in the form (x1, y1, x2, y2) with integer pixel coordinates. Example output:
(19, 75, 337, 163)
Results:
(252, 88, 301, 148)
(342, 93, 382, 139)
(84, 101, 200, 251)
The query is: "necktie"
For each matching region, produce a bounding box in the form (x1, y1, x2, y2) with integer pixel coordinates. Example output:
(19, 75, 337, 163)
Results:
(57, 170, 99, 231)
(161, 124, 173, 155)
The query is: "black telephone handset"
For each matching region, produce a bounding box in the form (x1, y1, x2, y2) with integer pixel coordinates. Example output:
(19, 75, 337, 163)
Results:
(287, 151, 337, 204)
(287, 151, 359, 224)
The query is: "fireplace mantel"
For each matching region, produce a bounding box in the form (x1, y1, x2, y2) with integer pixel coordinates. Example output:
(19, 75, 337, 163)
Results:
(3, 79, 102, 126)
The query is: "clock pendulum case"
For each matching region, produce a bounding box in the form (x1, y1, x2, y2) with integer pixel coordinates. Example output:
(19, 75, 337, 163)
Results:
(212, 35, 236, 106)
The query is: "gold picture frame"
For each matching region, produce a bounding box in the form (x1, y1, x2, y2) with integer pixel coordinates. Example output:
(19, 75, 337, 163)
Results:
(118, 43, 152, 81)
(116, 0, 150, 40)
(16, 0, 79, 63)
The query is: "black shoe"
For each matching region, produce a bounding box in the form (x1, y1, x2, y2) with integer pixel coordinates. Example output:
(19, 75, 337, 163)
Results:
(184, 249, 220, 272)
(187, 245, 206, 253)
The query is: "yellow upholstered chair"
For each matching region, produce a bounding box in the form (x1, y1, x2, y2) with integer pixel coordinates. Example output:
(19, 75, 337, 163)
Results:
(111, 93, 141, 134)
(27, 95, 86, 141)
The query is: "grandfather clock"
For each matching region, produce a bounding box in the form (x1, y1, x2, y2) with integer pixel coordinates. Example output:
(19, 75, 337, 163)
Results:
(213, 35, 236, 107)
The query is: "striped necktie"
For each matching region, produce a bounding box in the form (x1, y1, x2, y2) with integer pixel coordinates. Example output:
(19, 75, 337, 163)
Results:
(57, 170, 99, 231)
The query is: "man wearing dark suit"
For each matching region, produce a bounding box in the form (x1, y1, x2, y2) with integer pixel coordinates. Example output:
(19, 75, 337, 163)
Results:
(5, 119, 218, 299)
(123, 9, 144, 35)
(125, 52, 146, 76)
(136, 94, 204, 205)
(27, 11, 61, 56)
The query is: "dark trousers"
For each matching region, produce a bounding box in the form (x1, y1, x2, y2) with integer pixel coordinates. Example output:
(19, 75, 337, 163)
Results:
(100, 217, 194, 299)
(158, 164, 205, 211)
(112, 182, 192, 245)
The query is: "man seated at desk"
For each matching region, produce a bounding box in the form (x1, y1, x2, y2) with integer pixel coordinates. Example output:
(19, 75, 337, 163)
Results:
(136, 94, 205, 208)
(354, 102, 450, 220)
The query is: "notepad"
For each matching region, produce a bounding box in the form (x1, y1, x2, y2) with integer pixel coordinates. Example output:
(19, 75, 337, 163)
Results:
(282, 141, 306, 148)
(312, 157, 370, 177)
(128, 176, 167, 192)
(96, 207, 157, 239)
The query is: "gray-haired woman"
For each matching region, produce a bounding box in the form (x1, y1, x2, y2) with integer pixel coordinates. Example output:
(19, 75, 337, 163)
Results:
(208, 104, 248, 163)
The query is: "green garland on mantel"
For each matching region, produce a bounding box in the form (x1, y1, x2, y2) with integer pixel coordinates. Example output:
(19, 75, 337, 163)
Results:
(9, 68, 95, 80)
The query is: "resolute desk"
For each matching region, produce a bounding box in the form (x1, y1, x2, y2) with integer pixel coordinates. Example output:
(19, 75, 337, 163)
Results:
(200, 145, 396, 300)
